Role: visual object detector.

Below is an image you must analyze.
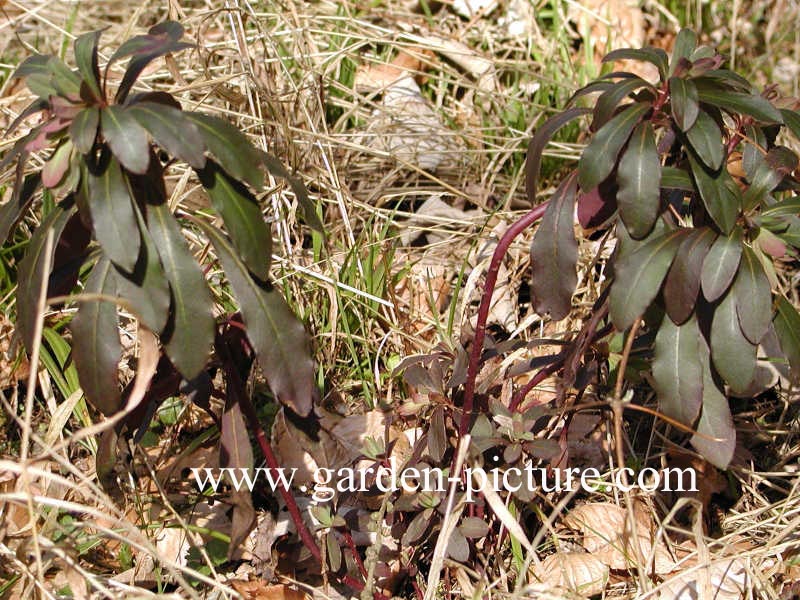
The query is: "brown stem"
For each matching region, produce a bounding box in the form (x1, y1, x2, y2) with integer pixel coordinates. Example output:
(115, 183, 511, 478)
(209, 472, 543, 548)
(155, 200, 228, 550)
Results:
(458, 201, 551, 438)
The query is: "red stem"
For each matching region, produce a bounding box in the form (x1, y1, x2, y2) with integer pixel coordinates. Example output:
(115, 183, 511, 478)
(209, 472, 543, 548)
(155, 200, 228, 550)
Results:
(342, 529, 367, 579)
(508, 361, 562, 412)
(458, 201, 551, 438)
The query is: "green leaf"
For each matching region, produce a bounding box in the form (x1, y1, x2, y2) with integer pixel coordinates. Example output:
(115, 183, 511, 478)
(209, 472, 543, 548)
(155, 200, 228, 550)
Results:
(660, 167, 695, 192)
(663, 227, 716, 324)
(71, 256, 122, 416)
(670, 29, 697, 75)
(46, 56, 82, 98)
(732, 246, 772, 344)
(184, 113, 265, 191)
(74, 29, 103, 101)
(685, 109, 724, 170)
(69, 107, 99, 155)
(17, 204, 76, 352)
(529, 174, 578, 321)
(652, 314, 703, 426)
(127, 102, 207, 169)
(742, 146, 798, 211)
(593, 77, 653, 129)
(690, 338, 735, 469)
(773, 297, 800, 379)
(617, 122, 661, 239)
(602, 47, 668, 81)
(198, 161, 272, 280)
(688, 153, 740, 234)
(101, 105, 150, 174)
(700, 229, 742, 302)
(710, 287, 756, 394)
(762, 195, 800, 217)
(669, 77, 699, 130)
(196, 220, 315, 417)
(146, 202, 215, 379)
(87, 156, 141, 273)
(609, 229, 685, 330)
(112, 203, 171, 333)
(695, 84, 783, 124)
(578, 102, 650, 192)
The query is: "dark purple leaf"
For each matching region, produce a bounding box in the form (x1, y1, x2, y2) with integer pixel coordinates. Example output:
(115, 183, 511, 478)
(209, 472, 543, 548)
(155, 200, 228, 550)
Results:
(69, 107, 100, 155)
(0, 172, 39, 245)
(669, 77, 699, 130)
(593, 77, 653, 129)
(459, 517, 490, 539)
(74, 29, 104, 101)
(101, 105, 150, 174)
(732, 246, 772, 344)
(742, 146, 798, 211)
(609, 229, 685, 330)
(127, 102, 206, 169)
(71, 256, 122, 416)
(446, 527, 470, 563)
(670, 29, 697, 75)
(577, 185, 617, 229)
(686, 109, 724, 170)
(578, 102, 650, 193)
(602, 47, 668, 81)
(690, 337, 735, 469)
(617, 121, 661, 239)
(197, 161, 271, 280)
(196, 220, 315, 417)
(87, 156, 141, 272)
(663, 227, 715, 324)
(525, 107, 591, 204)
(710, 288, 756, 394)
(701, 229, 742, 302)
(695, 84, 783, 124)
(184, 113, 265, 191)
(773, 297, 800, 379)
(652, 314, 703, 426)
(146, 202, 215, 379)
(530, 173, 578, 321)
(688, 153, 740, 234)
(428, 406, 446, 463)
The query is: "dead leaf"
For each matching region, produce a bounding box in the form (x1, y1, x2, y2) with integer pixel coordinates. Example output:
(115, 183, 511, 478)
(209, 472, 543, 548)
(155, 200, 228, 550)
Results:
(532, 552, 609, 596)
(657, 557, 749, 600)
(230, 581, 309, 600)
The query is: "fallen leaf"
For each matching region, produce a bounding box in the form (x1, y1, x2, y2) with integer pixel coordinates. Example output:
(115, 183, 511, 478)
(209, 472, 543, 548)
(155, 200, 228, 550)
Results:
(532, 552, 609, 596)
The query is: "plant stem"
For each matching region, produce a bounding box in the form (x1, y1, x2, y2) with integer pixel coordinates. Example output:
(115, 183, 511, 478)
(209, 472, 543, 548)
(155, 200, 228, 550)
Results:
(458, 201, 551, 438)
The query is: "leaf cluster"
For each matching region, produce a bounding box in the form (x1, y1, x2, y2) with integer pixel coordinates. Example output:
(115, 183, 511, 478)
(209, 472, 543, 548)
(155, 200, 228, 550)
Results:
(526, 30, 800, 468)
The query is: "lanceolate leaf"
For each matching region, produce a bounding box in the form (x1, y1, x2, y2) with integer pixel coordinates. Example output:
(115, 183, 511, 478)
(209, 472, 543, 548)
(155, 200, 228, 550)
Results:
(690, 338, 735, 469)
(87, 156, 141, 273)
(525, 107, 591, 203)
(101, 105, 150, 174)
(761, 195, 800, 217)
(617, 122, 661, 239)
(780, 109, 800, 140)
(685, 110, 724, 170)
(42, 140, 74, 189)
(146, 202, 215, 379)
(0, 172, 39, 245)
(184, 113, 265, 191)
(701, 229, 742, 302)
(530, 174, 578, 321)
(663, 227, 716, 324)
(603, 47, 668, 81)
(69, 107, 100, 155)
(669, 77, 699, 130)
(688, 153, 740, 234)
(127, 102, 206, 169)
(71, 256, 121, 416)
(774, 296, 800, 379)
(17, 204, 76, 352)
(610, 229, 685, 330)
(578, 102, 650, 193)
(258, 150, 324, 233)
(732, 246, 772, 344)
(112, 203, 171, 333)
(196, 220, 315, 416)
(711, 288, 756, 394)
(593, 77, 653, 129)
(670, 29, 697, 75)
(652, 314, 703, 426)
(695, 85, 783, 124)
(198, 161, 272, 280)
(74, 29, 103, 101)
